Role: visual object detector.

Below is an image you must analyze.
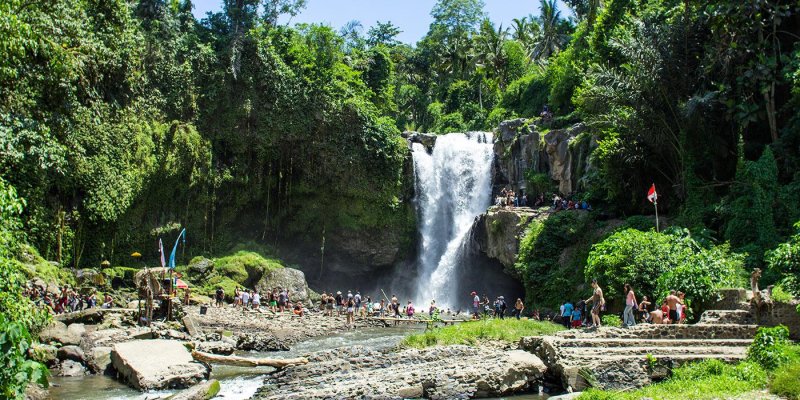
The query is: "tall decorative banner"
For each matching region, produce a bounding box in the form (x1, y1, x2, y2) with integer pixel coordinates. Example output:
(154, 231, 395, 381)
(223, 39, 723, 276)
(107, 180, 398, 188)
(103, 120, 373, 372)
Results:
(159, 238, 166, 268)
(168, 228, 186, 269)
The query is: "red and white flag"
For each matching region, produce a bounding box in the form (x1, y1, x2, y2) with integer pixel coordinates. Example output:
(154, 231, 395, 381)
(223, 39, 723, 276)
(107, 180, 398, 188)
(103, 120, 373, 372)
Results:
(647, 184, 658, 203)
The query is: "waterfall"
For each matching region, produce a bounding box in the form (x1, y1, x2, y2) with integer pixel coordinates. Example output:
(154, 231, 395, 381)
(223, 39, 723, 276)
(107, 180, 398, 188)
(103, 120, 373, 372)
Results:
(412, 132, 495, 307)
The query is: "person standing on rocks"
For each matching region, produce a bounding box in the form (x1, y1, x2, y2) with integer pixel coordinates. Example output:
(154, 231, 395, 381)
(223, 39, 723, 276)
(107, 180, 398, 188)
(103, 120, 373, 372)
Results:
(252, 291, 261, 310)
(623, 284, 637, 327)
(335, 291, 343, 315)
(326, 292, 335, 316)
(666, 290, 683, 324)
(346, 296, 355, 328)
(216, 287, 225, 308)
(354, 291, 362, 313)
(585, 279, 604, 327)
(561, 301, 574, 328)
(242, 290, 251, 309)
(513, 298, 524, 320)
(406, 300, 415, 318)
(471, 291, 480, 320)
(278, 288, 289, 313)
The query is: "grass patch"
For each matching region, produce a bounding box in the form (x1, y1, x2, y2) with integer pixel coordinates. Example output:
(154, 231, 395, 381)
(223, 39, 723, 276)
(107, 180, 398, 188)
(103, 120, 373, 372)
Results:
(578, 359, 768, 400)
(771, 362, 800, 399)
(401, 318, 564, 348)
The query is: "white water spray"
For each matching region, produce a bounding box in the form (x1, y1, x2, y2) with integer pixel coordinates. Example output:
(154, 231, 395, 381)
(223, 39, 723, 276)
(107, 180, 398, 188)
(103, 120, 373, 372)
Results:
(412, 132, 495, 307)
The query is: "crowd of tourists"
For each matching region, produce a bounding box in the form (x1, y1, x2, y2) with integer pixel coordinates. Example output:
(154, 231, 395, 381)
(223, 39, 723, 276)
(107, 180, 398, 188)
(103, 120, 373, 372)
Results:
(496, 188, 526, 208)
(214, 287, 309, 318)
(552, 195, 592, 212)
(469, 291, 526, 320)
(555, 281, 689, 329)
(23, 283, 114, 314)
(494, 188, 593, 213)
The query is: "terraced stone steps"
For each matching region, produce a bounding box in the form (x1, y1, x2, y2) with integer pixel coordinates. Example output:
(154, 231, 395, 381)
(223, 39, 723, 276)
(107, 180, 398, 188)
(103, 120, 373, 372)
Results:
(521, 321, 757, 392)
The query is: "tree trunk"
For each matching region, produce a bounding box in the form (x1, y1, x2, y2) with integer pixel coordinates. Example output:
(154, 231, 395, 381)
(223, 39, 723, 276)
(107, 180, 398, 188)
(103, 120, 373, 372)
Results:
(191, 350, 307, 368)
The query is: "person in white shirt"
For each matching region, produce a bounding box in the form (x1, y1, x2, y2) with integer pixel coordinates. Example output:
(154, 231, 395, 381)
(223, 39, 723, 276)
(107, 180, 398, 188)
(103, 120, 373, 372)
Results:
(241, 290, 250, 309)
(252, 291, 260, 309)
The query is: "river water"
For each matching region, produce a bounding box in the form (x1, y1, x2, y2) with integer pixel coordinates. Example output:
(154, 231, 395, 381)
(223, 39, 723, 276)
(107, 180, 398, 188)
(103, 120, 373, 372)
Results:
(48, 326, 550, 399)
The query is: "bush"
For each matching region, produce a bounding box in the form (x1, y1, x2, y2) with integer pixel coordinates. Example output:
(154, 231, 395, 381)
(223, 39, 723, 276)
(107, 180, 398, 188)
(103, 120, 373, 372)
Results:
(0, 316, 49, 398)
(772, 283, 795, 303)
(586, 228, 746, 311)
(771, 362, 800, 399)
(767, 221, 800, 297)
(601, 314, 622, 327)
(748, 326, 791, 370)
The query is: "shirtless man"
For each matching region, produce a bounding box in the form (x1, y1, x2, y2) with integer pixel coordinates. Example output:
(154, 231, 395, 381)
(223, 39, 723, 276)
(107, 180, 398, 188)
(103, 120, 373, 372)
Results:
(665, 290, 683, 324)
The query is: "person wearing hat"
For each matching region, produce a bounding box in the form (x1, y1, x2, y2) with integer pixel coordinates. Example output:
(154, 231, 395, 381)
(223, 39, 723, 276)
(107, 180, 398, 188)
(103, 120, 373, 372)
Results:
(335, 291, 343, 315)
(471, 291, 480, 319)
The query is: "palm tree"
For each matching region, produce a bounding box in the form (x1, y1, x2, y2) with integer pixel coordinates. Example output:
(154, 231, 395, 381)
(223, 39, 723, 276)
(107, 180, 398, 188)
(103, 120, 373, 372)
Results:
(511, 15, 542, 62)
(473, 19, 510, 89)
(533, 0, 570, 60)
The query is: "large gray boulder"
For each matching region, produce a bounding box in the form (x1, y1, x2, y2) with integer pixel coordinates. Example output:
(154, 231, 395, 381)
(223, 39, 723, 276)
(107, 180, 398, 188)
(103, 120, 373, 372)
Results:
(255, 268, 311, 303)
(111, 340, 209, 391)
(39, 321, 84, 346)
(188, 257, 214, 277)
(256, 345, 547, 399)
(57, 345, 85, 363)
(55, 359, 87, 377)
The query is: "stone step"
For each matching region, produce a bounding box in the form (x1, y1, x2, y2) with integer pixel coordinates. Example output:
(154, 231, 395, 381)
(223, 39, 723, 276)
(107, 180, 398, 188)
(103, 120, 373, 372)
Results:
(698, 310, 755, 325)
(559, 352, 746, 364)
(551, 338, 752, 348)
(558, 346, 748, 357)
(555, 323, 758, 340)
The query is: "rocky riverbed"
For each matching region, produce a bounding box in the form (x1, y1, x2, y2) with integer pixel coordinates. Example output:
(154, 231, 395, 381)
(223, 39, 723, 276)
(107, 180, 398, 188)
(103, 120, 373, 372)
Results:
(185, 305, 387, 351)
(256, 345, 547, 400)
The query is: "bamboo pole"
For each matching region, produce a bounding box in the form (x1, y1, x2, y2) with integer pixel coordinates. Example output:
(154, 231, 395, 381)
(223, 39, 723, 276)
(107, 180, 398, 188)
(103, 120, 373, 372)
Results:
(191, 350, 308, 368)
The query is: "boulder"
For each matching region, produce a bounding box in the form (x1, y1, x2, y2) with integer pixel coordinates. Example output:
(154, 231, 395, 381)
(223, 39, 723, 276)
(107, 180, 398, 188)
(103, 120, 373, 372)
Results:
(57, 345, 85, 363)
(255, 268, 311, 304)
(28, 343, 58, 366)
(407, 132, 437, 151)
(56, 359, 87, 377)
(24, 383, 48, 400)
(86, 346, 113, 374)
(111, 339, 209, 390)
(167, 379, 221, 400)
(76, 269, 106, 287)
(256, 345, 547, 399)
(471, 207, 543, 268)
(188, 257, 214, 277)
(55, 308, 104, 324)
(194, 341, 235, 355)
(39, 321, 84, 346)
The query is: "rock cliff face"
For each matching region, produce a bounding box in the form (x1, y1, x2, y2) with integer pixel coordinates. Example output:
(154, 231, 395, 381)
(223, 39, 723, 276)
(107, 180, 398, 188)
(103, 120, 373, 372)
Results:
(471, 207, 547, 269)
(493, 119, 594, 196)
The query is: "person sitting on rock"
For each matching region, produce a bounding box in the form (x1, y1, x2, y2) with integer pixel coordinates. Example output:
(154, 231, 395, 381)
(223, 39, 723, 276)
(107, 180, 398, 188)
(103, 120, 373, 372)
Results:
(293, 301, 304, 317)
(638, 296, 652, 323)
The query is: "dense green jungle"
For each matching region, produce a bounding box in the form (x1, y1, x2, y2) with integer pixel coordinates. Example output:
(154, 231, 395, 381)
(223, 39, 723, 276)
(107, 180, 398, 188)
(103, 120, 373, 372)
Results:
(3, 0, 800, 396)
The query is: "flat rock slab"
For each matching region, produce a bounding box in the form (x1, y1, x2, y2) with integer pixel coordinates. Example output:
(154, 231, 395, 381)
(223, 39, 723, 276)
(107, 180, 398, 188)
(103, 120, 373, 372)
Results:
(255, 345, 546, 399)
(111, 339, 209, 391)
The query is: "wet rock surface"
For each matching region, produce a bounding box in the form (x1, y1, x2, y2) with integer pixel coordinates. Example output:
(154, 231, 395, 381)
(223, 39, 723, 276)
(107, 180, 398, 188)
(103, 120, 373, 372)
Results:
(255, 345, 547, 400)
(110, 339, 209, 390)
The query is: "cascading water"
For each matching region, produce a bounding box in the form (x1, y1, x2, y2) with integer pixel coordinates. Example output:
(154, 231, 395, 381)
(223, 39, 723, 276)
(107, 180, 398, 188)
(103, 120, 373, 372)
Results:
(412, 132, 495, 307)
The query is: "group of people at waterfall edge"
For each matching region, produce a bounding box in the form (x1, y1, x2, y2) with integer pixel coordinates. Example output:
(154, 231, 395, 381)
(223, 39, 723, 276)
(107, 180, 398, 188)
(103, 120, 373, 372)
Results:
(24, 283, 113, 315)
(470, 291, 526, 320)
(215, 286, 307, 318)
(556, 280, 689, 329)
(495, 188, 592, 212)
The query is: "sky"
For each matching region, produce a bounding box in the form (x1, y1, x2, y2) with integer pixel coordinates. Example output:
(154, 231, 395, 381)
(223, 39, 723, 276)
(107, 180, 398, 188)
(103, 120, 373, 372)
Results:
(191, 0, 572, 45)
